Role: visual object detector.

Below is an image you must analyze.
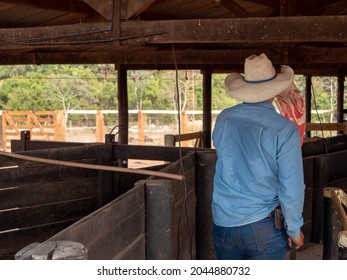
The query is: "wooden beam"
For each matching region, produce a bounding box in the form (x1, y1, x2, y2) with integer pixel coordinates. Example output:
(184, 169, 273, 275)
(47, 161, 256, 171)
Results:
(1, 16, 347, 49)
(305, 123, 347, 134)
(0, 23, 113, 48)
(292, 46, 347, 64)
(1, 47, 347, 72)
(117, 65, 129, 146)
(83, 0, 113, 20)
(124, 0, 158, 19)
(120, 16, 347, 44)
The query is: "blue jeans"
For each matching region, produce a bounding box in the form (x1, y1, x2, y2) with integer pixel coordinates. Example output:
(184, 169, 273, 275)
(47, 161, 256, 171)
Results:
(213, 215, 287, 260)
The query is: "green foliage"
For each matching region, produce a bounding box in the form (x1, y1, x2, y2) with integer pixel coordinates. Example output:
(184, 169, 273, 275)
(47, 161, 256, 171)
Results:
(0, 65, 342, 127)
(212, 74, 240, 110)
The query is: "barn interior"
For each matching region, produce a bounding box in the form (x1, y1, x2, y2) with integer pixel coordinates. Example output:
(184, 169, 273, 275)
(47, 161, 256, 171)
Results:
(0, 0, 347, 260)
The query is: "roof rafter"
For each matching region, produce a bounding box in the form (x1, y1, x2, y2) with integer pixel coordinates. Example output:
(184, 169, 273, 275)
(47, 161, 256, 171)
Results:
(218, 0, 252, 17)
(83, 0, 113, 20)
(0, 0, 95, 14)
(124, 0, 159, 19)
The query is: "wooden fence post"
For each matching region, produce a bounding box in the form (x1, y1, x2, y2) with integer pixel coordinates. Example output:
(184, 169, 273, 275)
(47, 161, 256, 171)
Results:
(54, 110, 66, 141)
(138, 110, 145, 145)
(96, 110, 105, 143)
(181, 110, 188, 147)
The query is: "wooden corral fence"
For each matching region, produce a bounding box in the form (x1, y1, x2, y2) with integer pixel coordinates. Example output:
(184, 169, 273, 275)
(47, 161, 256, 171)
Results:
(2, 110, 346, 151)
(0, 142, 202, 260)
(3, 134, 347, 260)
(0, 144, 113, 260)
(306, 122, 347, 136)
(1, 110, 65, 151)
(165, 131, 206, 148)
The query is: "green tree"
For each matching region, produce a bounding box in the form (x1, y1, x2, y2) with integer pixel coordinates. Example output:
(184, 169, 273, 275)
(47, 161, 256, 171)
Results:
(1, 74, 54, 110)
(212, 74, 240, 110)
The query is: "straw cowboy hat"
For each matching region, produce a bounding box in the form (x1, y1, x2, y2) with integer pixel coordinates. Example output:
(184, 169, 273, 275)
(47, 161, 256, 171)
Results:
(224, 53, 294, 103)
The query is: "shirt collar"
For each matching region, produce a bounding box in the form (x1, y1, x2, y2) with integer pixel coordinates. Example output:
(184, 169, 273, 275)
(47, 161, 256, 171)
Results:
(244, 101, 276, 110)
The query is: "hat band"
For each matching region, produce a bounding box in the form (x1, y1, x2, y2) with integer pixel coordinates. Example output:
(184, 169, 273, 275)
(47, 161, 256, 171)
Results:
(243, 74, 277, 84)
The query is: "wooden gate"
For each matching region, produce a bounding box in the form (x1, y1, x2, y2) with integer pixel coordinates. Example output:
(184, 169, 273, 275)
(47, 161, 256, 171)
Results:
(1, 111, 65, 151)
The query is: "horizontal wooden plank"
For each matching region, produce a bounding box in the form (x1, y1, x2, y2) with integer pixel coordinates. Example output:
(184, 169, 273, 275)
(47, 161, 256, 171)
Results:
(0, 143, 112, 164)
(112, 144, 200, 162)
(0, 197, 98, 232)
(85, 205, 145, 259)
(0, 23, 112, 50)
(10, 140, 89, 152)
(0, 177, 98, 209)
(48, 184, 145, 260)
(112, 233, 146, 260)
(306, 122, 347, 132)
(121, 16, 347, 44)
(0, 160, 98, 187)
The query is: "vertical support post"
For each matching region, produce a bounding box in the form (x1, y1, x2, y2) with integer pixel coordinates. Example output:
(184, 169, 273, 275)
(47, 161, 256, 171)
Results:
(312, 156, 330, 243)
(337, 73, 345, 134)
(96, 110, 105, 143)
(138, 110, 145, 145)
(117, 64, 128, 145)
(54, 110, 66, 141)
(181, 110, 188, 147)
(305, 75, 312, 138)
(19, 130, 30, 151)
(202, 70, 212, 148)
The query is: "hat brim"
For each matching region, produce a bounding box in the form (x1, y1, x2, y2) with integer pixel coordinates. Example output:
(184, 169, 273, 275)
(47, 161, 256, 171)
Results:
(224, 66, 294, 103)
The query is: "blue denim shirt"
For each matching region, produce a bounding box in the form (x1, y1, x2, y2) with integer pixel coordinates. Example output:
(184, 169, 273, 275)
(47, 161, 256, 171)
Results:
(212, 101, 305, 238)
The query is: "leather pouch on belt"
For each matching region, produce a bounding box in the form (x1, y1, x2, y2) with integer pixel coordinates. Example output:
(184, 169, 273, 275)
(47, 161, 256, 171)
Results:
(275, 209, 284, 230)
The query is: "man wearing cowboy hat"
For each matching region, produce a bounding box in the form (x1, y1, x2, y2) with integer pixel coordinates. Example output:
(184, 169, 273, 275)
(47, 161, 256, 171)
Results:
(212, 53, 305, 260)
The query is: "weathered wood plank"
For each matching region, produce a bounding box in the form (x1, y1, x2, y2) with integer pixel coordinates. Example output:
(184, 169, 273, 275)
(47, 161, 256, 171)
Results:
(125, 0, 159, 19)
(0, 197, 98, 232)
(85, 205, 145, 259)
(121, 16, 347, 44)
(48, 184, 145, 260)
(0, 143, 112, 164)
(0, 160, 98, 186)
(0, 177, 99, 209)
(83, 0, 113, 20)
(306, 122, 347, 134)
(112, 144, 199, 162)
(0, 16, 346, 53)
(11, 140, 89, 152)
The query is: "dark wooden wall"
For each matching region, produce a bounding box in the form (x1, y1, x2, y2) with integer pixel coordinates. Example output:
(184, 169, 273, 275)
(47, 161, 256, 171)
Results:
(15, 151, 197, 260)
(0, 144, 114, 259)
(3, 136, 347, 260)
(48, 184, 146, 260)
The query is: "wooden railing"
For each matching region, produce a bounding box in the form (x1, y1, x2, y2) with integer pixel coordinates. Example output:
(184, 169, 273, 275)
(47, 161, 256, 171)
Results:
(305, 122, 347, 135)
(164, 131, 205, 148)
(2, 111, 65, 151)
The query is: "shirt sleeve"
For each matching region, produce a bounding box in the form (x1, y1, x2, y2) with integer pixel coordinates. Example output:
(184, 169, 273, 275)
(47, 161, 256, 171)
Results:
(277, 125, 305, 238)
